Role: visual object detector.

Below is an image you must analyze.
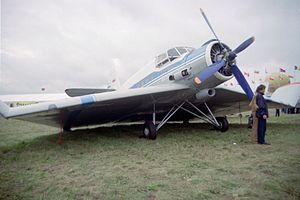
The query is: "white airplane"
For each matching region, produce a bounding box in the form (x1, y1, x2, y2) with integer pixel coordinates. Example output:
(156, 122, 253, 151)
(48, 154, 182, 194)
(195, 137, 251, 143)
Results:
(1, 9, 299, 140)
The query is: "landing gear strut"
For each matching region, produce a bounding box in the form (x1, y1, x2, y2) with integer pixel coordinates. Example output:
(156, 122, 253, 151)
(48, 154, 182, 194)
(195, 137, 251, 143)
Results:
(141, 100, 229, 139)
(142, 103, 158, 140)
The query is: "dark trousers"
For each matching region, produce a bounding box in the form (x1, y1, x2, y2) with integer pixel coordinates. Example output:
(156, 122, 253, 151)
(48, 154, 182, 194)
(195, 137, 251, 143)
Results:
(257, 118, 266, 144)
(275, 109, 280, 117)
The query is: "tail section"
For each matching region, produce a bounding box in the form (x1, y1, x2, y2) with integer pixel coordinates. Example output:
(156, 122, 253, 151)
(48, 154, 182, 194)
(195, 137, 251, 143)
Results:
(107, 66, 121, 90)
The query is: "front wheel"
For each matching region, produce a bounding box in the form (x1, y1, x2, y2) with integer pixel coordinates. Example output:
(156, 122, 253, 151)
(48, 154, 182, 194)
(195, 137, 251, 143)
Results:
(214, 117, 229, 132)
(143, 121, 157, 140)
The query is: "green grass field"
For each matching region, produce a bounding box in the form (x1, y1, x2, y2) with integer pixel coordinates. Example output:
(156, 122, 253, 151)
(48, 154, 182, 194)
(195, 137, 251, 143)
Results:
(0, 114, 299, 199)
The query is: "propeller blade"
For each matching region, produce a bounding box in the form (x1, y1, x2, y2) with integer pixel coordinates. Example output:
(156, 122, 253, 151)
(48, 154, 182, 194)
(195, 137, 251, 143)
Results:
(194, 60, 225, 84)
(199, 8, 224, 49)
(231, 64, 254, 100)
(233, 37, 255, 55)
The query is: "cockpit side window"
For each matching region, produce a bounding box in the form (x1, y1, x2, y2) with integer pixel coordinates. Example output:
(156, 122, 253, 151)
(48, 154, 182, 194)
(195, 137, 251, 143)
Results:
(155, 53, 169, 68)
(167, 48, 180, 62)
(157, 53, 167, 63)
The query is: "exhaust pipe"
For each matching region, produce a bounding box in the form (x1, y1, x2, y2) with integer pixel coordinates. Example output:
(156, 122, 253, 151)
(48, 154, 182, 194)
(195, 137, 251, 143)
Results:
(195, 88, 215, 102)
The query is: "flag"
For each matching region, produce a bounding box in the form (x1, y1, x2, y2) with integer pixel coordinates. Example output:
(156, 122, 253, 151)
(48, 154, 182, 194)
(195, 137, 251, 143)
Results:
(279, 67, 286, 73)
(243, 72, 250, 77)
(254, 70, 259, 74)
(288, 74, 294, 78)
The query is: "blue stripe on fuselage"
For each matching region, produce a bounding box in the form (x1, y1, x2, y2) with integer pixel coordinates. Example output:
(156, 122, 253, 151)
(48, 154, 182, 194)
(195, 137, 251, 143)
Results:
(80, 95, 95, 105)
(130, 45, 207, 89)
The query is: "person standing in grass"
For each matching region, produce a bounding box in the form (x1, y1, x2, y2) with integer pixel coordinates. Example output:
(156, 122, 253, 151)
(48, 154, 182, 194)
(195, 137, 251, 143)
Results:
(249, 92, 258, 143)
(275, 108, 280, 117)
(255, 84, 270, 145)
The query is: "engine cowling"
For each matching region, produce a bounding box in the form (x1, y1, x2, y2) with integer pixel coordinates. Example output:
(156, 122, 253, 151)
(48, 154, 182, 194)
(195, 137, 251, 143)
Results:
(204, 40, 234, 81)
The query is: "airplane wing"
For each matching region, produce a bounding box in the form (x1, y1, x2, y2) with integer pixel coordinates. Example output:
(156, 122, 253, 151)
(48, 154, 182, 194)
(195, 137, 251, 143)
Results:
(209, 83, 300, 116)
(0, 93, 69, 104)
(0, 84, 191, 127)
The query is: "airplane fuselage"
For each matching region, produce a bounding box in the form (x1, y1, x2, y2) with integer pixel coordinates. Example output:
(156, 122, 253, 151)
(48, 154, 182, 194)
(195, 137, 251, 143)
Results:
(123, 40, 233, 93)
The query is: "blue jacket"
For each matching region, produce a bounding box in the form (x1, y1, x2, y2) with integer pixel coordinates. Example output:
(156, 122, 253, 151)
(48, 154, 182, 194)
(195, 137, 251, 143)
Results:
(256, 92, 268, 118)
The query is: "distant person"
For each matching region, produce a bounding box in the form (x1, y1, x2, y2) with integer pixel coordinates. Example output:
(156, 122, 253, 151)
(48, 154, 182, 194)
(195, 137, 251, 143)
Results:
(249, 93, 258, 143)
(275, 108, 280, 117)
(256, 84, 270, 145)
(291, 108, 295, 114)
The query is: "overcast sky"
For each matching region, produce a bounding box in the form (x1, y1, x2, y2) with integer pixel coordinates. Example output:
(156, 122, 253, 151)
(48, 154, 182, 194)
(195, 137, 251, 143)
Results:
(1, 0, 300, 94)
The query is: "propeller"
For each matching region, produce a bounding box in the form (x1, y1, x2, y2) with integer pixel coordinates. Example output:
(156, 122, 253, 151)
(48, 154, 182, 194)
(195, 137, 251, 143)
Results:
(194, 60, 226, 85)
(199, 8, 255, 100)
(228, 36, 255, 61)
(232, 36, 255, 55)
(199, 8, 225, 50)
(231, 65, 254, 100)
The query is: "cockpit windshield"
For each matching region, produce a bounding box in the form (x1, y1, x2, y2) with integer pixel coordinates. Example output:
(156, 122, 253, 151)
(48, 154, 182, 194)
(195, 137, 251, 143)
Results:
(155, 47, 195, 68)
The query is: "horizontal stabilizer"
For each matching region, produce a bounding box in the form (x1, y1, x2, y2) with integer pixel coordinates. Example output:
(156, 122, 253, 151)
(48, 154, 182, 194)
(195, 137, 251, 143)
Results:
(0, 101, 10, 118)
(65, 88, 115, 97)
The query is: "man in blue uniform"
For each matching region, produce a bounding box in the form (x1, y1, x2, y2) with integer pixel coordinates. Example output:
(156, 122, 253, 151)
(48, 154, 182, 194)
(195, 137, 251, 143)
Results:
(256, 84, 270, 145)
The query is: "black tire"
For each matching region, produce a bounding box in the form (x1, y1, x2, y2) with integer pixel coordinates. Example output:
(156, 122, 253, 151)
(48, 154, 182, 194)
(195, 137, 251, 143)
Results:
(143, 121, 157, 140)
(215, 117, 229, 132)
(247, 115, 253, 129)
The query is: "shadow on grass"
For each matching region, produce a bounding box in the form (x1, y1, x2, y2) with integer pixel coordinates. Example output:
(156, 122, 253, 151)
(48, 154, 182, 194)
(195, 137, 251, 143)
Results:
(1, 121, 295, 154)
(1, 123, 215, 153)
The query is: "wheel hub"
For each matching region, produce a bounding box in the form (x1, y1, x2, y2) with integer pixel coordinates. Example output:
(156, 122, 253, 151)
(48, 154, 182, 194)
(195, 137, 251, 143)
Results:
(144, 128, 150, 136)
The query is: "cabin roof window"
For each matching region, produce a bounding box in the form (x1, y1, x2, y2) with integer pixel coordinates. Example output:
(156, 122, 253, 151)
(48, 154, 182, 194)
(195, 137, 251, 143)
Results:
(186, 47, 195, 52)
(176, 47, 187, 54)
(167, 48, 180, 57)
(176, 47, 195, 54)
